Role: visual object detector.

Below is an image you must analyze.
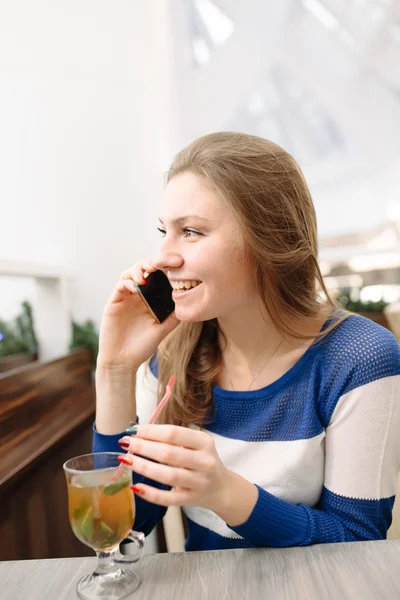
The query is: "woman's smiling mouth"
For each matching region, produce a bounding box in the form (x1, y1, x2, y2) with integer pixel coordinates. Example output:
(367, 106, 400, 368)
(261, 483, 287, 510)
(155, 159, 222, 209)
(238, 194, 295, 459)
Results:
(170, 280, 201, 290)
(170, 279, 202, 298)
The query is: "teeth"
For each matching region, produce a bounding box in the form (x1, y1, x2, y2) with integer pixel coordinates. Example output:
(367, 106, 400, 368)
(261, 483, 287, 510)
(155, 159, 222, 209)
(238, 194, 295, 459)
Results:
(171, 280, 201, 290)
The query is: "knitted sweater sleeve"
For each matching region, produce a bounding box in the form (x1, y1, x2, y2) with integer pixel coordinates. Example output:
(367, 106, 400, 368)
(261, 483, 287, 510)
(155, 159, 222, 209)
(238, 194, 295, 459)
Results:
(229, 325, 400, 547)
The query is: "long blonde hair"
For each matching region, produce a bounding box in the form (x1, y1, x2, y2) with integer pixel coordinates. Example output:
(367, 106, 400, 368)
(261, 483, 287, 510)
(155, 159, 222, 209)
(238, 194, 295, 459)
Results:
(155, 132, 347, 426)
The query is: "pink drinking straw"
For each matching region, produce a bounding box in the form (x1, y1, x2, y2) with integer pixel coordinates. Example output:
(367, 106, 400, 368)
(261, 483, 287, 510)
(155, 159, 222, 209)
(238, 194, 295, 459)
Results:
(147, 374, 176, 425)
(112, 374, 176, 482)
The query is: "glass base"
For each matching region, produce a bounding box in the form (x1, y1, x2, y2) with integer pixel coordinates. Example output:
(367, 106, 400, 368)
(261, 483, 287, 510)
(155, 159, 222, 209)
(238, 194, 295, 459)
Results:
(76, 568, 140, 600)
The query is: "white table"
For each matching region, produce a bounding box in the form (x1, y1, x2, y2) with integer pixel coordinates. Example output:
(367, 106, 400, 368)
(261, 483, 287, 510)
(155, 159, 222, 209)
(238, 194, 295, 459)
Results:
(1, 539, 399, 600)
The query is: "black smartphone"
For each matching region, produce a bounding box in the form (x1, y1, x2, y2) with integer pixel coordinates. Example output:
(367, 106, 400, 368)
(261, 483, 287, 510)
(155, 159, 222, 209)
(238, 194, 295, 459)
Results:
(135, 270, 175, 323)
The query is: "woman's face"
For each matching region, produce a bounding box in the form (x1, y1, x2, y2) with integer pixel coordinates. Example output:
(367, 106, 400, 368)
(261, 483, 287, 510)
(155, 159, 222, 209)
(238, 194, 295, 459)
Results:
(153, 172, 256, 322)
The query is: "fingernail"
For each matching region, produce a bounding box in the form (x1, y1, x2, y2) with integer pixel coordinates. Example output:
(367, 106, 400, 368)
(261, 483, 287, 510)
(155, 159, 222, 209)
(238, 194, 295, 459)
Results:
(143, 271, 149, 279)
(118, 438, 130, 448)
(130, 485, 144, 495)
(118, 455, 133, 465)
(125, 425, 138, 435)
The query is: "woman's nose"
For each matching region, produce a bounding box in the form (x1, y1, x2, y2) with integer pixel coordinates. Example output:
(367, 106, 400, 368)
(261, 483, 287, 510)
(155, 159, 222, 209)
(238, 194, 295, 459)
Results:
(152, 246, 183, 272)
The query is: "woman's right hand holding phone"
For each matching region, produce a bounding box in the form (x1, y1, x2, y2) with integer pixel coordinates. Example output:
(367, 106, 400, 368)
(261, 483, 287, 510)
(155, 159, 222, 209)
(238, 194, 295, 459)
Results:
(95, 261, 179, 434)
(97, 260, 179, 372)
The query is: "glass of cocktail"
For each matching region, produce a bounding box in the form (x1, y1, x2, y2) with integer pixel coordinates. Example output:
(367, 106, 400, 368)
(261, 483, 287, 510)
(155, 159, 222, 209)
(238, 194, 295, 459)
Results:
(63, 452, 144, 600)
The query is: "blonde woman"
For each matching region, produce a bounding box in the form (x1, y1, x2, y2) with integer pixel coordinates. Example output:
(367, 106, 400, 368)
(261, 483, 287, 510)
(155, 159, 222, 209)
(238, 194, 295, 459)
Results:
(94, 132, 400, 550)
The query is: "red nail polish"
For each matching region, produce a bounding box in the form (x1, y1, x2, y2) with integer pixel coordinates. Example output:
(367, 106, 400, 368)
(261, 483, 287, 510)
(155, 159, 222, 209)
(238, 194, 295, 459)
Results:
(118, 440, 130, 448)
(118, 456, 132, 465)
(130, 485, 144, 495)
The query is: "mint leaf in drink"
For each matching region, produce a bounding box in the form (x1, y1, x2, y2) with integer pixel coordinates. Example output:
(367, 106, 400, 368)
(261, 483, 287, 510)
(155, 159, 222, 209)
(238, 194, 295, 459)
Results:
(100, 520, 114, 540)
(103, 478, 130, 496)
(73, 506, 85, 521)
(79, 506, 94, 541)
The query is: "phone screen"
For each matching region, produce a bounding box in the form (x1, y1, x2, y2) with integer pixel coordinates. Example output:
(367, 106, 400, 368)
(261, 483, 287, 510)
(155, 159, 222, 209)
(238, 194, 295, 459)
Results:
(136, 270, 175, 323)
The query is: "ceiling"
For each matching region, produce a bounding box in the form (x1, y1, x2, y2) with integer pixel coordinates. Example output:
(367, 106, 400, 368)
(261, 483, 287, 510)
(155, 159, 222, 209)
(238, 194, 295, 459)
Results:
(183, 0, 400, 178)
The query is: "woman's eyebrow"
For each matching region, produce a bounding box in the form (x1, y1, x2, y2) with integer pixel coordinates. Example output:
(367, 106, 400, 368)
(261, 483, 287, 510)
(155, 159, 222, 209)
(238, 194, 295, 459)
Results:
(158, 215, 212, 225)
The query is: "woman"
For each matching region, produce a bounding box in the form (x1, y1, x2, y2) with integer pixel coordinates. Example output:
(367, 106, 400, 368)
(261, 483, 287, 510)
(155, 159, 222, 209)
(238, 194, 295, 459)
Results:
(93, 132, 400, 550)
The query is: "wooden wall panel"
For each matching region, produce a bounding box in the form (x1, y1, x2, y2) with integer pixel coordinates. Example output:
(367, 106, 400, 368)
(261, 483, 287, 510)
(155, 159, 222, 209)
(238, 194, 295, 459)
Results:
(0, 348, 96, 561)
(0, 420, 94, 560)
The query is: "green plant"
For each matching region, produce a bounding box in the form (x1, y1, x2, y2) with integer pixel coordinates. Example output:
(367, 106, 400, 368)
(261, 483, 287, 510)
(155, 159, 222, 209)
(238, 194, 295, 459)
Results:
(70, 320, 99, 368)
(337, 290, 389, 314)
(0, 301, 39, 358)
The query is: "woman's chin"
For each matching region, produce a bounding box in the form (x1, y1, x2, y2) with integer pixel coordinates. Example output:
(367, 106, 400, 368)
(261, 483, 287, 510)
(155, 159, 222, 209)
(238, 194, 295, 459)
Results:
(175, 314, 201, 323)
(174, 307, 207, 323)
(174, 307, 217, 323)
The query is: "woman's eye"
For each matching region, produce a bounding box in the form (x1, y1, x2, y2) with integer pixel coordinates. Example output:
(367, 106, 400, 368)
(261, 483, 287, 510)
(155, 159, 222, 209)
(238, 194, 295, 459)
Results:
(158, 227, 203, 238)
(182, 228, 202, 238)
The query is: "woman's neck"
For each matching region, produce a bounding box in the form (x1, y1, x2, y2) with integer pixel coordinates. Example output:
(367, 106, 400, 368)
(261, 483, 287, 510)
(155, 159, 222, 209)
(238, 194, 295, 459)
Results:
(216, 302, 328, 391)
(217, 307, 283, 366)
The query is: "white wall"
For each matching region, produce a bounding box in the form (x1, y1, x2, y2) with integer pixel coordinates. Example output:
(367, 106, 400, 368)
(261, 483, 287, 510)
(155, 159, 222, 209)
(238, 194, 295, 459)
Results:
(0, 277, 35, 320)
(0, 0, 183, 333)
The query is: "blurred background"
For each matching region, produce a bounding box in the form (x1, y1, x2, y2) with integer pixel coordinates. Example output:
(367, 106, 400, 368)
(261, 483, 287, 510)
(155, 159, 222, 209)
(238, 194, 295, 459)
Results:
(0, 0, 399, 560)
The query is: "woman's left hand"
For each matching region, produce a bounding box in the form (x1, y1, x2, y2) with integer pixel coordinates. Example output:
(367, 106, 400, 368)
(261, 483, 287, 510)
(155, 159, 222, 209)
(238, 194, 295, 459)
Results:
(117, 424, 232, 512)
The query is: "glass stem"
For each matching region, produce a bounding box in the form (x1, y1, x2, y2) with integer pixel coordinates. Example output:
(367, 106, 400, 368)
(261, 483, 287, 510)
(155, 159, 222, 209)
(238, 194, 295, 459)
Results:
(94, 550, 118, 575)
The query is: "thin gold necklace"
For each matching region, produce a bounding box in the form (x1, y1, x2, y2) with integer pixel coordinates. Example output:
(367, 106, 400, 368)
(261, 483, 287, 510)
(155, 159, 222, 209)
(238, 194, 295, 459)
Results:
(223, 337, 285, 392)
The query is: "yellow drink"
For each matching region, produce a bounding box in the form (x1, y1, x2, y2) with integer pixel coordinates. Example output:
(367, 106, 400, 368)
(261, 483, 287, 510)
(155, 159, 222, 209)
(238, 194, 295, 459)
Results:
(67, 469, 134, 552)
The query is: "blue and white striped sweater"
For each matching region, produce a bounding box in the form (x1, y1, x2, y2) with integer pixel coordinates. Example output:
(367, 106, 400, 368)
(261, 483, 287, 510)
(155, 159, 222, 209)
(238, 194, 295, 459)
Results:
(93, 315, 400, 551)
